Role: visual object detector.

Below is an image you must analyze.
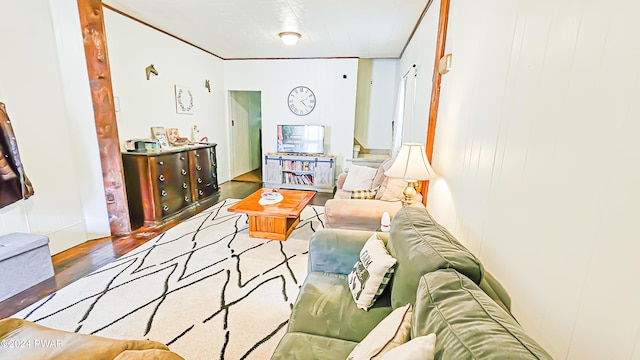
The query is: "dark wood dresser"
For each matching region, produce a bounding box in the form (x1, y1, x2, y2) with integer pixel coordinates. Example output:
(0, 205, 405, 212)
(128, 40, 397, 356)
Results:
(122, 143, 218, 228)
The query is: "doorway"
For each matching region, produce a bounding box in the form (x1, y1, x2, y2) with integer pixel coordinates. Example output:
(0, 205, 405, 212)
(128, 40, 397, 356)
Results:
(229, 91, 262, 182)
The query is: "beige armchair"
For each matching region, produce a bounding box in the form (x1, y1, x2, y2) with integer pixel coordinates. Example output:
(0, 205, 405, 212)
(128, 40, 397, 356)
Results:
(324, 159, 422, 231)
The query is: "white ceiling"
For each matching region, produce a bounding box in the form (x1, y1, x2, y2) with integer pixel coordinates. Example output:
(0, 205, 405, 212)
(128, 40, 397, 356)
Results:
(102, 0, 430, 60)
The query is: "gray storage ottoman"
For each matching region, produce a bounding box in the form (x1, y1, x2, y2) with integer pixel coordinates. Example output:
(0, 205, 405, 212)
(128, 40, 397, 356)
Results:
(0, 233, 54, 302)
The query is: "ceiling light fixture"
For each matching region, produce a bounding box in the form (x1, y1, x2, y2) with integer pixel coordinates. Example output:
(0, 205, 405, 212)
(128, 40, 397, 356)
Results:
(279, 32, 301, 46)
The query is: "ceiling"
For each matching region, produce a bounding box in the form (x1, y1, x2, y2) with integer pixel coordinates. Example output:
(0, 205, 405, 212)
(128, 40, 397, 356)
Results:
(102, 0, 430, 60)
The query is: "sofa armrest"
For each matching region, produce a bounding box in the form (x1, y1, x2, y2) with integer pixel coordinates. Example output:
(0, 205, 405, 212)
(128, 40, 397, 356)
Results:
(336, 172, 348, 190)
(308, 229, 376, 275)
(324, 198, 403, 231)
(479, 271, 512, 313)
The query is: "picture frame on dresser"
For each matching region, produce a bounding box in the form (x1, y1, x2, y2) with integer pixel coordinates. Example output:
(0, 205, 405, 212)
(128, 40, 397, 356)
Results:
(151, 126, 170, 148)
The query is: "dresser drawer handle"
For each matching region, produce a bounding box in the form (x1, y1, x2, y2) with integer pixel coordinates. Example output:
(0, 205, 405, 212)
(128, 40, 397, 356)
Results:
(183, 182, 188, 189)
(161, 189, 167, 197)
(185, 196, 190, 202)
(180, 156, 185, 160)
(181, 169, 187, 175)
(162, 205, 169, 212)
(199, 190, 204, 196)
(195, 153, 200, 157)
(197, 178, 202, 184)
(158, 175, 165, 182)
(159, 161, 164, 165)
(196, 165, 202, 171)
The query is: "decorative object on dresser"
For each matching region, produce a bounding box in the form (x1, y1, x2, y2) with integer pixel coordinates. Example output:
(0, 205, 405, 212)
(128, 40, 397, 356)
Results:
(263, 153, 335, 193)
(150, 126, 169, 148)
(122, 144, 218, 228)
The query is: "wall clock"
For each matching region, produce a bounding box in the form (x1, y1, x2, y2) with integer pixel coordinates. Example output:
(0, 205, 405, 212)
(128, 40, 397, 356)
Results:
(288, 86, 316, 116)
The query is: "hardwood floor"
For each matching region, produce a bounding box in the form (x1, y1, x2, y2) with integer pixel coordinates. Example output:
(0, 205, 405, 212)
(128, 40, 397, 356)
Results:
(0, 181, 332, 319)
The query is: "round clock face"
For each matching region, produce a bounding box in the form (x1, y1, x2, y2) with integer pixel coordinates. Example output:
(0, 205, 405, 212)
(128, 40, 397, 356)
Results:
(288, 86, 316, 116)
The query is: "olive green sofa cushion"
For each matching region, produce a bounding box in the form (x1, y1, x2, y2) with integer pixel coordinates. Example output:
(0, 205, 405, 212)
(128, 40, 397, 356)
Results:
(287, 271, 393, 343)
(271, 332, 358, 360)
(387, 206, 484, 308)
(413, 269, 552, 360)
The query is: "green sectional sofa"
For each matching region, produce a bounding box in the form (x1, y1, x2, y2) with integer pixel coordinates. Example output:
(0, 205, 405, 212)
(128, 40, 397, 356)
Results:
(271, 206, 552, 359)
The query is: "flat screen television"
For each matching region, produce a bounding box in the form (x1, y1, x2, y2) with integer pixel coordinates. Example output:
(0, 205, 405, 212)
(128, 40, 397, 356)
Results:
(277, 124, 325, 154)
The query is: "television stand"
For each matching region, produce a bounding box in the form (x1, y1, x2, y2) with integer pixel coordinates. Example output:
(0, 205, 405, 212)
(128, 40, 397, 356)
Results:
(262, 153, 335, 193)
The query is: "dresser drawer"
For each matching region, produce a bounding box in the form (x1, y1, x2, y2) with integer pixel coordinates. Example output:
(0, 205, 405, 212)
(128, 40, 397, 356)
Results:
(160, 195, 192, 218)
(195, 183, 217, 199)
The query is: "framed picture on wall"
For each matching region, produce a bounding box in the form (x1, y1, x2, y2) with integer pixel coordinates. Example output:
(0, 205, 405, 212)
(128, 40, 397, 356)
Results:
(175, 85, 194, 114)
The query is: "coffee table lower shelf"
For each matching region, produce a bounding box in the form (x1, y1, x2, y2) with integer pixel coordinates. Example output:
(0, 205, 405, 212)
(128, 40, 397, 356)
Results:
(248, 215, 300, 241)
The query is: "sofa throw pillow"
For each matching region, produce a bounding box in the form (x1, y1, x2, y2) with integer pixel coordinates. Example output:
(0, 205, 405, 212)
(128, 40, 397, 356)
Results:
(350, 188, 378, 199)
(347, 234, 397, 310)
(346, 303, 413, 360)
(343, 164, 378, 191)
(378, 333, 436, 360)
(371, 158, 394, 190)
(379, 177, 407, 201)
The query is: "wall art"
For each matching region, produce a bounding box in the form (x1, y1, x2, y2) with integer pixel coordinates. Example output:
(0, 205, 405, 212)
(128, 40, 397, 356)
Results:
(175, 85, 194, 115)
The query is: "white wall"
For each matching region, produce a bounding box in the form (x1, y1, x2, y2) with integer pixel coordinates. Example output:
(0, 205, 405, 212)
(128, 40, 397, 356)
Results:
(224, 59, 359, 175)
(50, 0, 110, 241)
(0, 0, 108, 254)
(355, 59, 397, 150)
(397, 0, 440, 145)
(103, 9, 230, 183)
(407, 0, 640, 358)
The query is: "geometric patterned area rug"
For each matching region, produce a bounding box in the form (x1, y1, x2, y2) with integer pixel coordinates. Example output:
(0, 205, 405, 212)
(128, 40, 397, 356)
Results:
(13, 199, 324, 360)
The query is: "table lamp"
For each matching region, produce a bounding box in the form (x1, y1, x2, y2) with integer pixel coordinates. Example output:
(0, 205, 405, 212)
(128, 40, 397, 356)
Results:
(384, 143, 437, 205)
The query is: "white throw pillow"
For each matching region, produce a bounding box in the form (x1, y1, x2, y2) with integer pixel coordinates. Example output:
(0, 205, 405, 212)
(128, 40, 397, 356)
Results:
(342, 164, 379, 191)
(347, 234, 397, 310)
(346, 304, 413, 360)
(378, 333, 437, 360)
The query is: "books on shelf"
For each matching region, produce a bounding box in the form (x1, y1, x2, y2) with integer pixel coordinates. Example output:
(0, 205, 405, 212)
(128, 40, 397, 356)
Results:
(283, 172, 313, 185)
(282, 160, 314, 172)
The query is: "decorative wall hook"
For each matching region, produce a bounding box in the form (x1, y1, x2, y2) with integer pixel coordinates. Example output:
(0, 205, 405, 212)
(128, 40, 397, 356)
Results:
(145, 64, 158, 80)
(205, 80, 211, 92)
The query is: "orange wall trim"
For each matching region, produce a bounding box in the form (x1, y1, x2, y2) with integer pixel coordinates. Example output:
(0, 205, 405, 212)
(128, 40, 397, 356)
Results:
(77, 0, 131, 235)
(422, 0, 451, 205)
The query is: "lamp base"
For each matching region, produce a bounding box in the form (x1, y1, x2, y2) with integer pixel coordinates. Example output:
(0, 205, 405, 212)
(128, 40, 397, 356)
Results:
(401, 181, 418, 206)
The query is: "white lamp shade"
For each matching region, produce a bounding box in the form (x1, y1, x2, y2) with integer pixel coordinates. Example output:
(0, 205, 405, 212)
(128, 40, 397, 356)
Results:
(384, 143, 437, 182)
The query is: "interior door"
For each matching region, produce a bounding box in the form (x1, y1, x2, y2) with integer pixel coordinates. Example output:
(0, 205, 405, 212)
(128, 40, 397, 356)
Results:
(230, 91, 252, 177)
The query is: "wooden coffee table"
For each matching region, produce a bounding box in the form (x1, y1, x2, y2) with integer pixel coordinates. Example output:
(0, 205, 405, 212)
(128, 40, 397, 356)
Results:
(227, 188, 315, 241)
